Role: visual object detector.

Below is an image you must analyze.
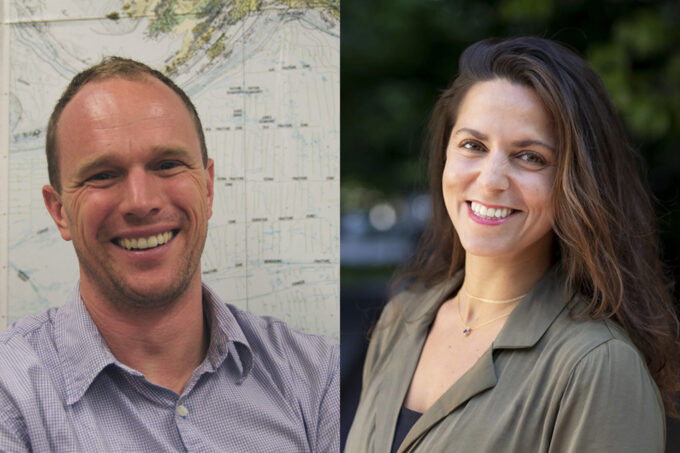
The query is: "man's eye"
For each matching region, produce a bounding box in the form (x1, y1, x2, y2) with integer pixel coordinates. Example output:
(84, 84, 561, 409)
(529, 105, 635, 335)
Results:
(89, 172, 113, 181)
(157, 161, 182, 171)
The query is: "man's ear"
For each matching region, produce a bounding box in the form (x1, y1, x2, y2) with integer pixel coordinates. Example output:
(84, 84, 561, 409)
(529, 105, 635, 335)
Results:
(42, 185, 72, 241)
(205, 158, 215, 219)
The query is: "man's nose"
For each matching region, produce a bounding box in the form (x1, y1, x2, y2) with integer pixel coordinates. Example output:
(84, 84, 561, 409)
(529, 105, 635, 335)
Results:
(477, 151, 510, 192)
(119, 168, 162, 219)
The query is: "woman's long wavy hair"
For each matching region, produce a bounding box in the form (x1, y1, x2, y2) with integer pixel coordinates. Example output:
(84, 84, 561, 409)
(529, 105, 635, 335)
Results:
(397, 37, 680, 416)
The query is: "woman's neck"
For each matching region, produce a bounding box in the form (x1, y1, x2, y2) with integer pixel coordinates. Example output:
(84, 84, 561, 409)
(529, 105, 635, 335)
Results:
(460, 248, 553, 319)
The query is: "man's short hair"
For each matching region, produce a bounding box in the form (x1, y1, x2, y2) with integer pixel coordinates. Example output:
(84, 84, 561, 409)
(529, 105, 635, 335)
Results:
(46, 56, 208, 193)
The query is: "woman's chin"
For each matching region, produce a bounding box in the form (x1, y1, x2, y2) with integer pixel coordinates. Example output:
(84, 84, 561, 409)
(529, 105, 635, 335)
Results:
(459, 239, 514, 259)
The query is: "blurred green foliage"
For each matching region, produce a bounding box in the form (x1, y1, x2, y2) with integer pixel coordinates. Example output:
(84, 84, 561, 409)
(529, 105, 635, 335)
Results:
(341, 0, 680, 263)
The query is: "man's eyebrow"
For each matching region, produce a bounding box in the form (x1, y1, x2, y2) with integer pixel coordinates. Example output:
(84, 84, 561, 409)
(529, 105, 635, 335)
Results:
(73, 155, 119, 180)
(452, 127, 555, 152)
(149, 146, 195, 160)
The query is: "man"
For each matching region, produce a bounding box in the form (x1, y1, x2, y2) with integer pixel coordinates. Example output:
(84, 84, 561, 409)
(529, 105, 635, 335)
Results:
(0, 57, 339, 452)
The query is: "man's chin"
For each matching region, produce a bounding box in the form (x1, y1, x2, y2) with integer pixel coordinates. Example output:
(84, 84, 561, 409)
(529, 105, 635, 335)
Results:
(77, 249, 200, 312)
(114, 279, 193, 311)
(84, 271, 197, 313)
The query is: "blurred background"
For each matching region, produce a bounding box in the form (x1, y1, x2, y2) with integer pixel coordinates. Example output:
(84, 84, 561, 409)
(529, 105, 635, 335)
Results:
(339, 0, 680, 450)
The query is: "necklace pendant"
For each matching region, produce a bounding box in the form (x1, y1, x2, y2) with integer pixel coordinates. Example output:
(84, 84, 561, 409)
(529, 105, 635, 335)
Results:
(462, 327, 472, 336)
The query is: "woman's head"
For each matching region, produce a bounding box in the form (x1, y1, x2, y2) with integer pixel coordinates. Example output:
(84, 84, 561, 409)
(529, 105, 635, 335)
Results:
(424, 37, 647, 283)
(442, 78, 557, 266)
(406, 36, 678, 414)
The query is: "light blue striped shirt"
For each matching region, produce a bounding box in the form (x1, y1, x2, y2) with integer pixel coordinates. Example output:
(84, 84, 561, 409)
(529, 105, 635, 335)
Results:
(0, 283, 339, 452)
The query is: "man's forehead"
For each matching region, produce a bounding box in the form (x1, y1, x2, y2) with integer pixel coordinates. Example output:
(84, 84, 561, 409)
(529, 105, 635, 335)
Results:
(66, 76, 178, 115)
(56, 76, 194, 140)
(55, 75, 201, 166)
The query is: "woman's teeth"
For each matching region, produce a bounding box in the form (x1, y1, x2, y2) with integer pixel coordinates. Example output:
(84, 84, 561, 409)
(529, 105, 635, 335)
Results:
(470, 202, 513, 220)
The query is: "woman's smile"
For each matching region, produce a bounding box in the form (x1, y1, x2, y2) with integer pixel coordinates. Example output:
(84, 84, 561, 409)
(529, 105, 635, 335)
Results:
(467, 201, 519, 225)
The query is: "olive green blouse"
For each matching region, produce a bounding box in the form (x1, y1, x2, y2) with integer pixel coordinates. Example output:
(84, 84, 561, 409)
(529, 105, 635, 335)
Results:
(344, 267, 665, 453)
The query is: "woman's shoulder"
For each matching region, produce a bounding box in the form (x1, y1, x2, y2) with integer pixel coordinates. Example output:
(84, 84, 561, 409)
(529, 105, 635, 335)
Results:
(546, 314, 665, 449)
(543, 299, 651, 377)
(375, 278, 458, 336)
(522, 267, 648, 369)
(362, 278, 458, 376)
(391, 274, 464, 318)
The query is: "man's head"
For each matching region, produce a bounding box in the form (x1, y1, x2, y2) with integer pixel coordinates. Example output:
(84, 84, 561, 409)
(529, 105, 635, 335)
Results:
(46, 57, 208, 194)
(42, 58, 214, 312)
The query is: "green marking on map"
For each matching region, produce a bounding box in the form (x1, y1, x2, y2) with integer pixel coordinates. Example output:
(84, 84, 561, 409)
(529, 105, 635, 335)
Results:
(197, 0, 224, 19)
(192, 20, 209, 37)
(229, 0, 260, 25)
(207, 34, 226, 59)
(122, 0, 338, 75)
(149, 0, 181, 37)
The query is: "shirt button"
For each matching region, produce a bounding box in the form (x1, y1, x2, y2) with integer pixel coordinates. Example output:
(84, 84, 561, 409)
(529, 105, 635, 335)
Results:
(176, 405, 189, 417)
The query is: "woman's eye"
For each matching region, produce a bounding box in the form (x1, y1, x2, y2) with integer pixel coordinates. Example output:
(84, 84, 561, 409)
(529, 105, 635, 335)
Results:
(518, 152, 546, 165)
(461, 141, 484, 152)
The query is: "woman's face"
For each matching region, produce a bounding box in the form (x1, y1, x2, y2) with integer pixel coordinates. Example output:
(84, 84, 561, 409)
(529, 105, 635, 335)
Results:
(442, 78, 556, 263)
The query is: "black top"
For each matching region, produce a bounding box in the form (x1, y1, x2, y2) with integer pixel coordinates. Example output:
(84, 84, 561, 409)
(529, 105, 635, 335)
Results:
(391, 406, 423, 453)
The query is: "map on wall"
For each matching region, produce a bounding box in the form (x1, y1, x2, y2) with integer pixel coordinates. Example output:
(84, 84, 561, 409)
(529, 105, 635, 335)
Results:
(0, 0, 340, 339)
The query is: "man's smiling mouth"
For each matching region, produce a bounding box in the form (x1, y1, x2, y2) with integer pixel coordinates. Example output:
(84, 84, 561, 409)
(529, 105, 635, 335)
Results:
(115, 230, 175, 250)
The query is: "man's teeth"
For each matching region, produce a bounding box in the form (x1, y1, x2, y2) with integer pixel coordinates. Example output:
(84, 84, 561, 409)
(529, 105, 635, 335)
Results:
(470, 202, 513, 220)
(117, 231, 174, 250)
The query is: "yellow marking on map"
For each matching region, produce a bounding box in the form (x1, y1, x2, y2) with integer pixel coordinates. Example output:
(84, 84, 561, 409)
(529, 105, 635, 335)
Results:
(122, 0, 337, 74)
(123, 0, 162, 18)
(284, 0, 339, 19)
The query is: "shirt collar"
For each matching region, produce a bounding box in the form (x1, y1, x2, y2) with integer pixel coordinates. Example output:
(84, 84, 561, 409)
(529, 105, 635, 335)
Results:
(57, 282, 253, 405)
(493, 265, 573, 349)
(200, 284, 253, 382)
(55, 283, 117, 406)
(400, 270, 464, 334)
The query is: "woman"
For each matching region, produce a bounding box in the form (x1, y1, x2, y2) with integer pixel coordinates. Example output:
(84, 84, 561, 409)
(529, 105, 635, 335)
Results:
(345, 37, 680, 453)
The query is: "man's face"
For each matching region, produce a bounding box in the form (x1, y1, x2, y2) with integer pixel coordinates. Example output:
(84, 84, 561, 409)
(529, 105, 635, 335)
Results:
(43, 76, 214, 311)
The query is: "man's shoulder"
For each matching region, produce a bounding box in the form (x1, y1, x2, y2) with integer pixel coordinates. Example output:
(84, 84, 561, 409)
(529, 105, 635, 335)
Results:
(223, 302, 338, 380)
(0, 308, 59, 350)
(217, 303, 340, 451)
(0, 308, 65, 413)
(225, 302, 337, 356)
(0, 309, 63, 386)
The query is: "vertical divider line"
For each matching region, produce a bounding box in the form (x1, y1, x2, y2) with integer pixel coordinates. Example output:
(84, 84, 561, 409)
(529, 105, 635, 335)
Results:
(241, 21, 249, 312)
(0, 2, 11, 328)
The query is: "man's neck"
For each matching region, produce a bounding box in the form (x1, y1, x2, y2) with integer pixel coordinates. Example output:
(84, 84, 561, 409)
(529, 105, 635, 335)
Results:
(80, 278, 209, 395)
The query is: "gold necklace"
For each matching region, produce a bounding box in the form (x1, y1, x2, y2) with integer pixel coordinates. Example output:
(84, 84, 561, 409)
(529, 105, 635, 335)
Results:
(463, 288, 528, 305)
(456, 294, 523, 337)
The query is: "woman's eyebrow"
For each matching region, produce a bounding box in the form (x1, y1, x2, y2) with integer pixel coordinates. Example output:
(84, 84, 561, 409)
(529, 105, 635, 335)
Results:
(452, 127, 488, 141)
(453, 127, 555, 152)
(512, 139, 555, 152)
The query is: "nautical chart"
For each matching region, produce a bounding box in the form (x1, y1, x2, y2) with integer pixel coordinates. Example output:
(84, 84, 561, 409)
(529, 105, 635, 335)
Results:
(0, 0, 339, 338)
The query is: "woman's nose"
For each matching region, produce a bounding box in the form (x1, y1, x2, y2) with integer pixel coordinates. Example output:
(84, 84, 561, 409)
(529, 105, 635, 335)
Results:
(477, 151, 510, 192)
